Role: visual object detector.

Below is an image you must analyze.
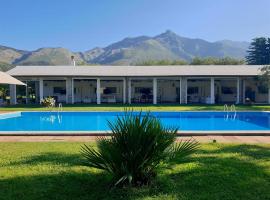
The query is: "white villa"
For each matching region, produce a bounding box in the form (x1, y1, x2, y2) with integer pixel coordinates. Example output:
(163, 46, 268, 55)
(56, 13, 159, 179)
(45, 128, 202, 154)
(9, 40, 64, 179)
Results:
(6, 65, 270, 105)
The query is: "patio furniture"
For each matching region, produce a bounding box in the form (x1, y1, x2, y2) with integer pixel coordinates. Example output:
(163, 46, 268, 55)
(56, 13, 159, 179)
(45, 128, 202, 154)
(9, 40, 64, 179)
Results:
(102, 95, 116, 103)
(83, 96, 92, 103)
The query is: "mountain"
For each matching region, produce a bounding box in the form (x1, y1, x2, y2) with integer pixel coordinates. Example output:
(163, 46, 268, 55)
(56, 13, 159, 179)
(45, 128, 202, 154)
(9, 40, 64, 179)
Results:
(0, 30, 249, 69)
(15, 47, 84, 65)
(89, 31, 248, 64)
(0, 45, 28, 64)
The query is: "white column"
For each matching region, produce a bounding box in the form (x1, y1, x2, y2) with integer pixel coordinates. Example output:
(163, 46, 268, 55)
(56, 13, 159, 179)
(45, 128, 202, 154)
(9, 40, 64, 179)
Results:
(268, 87, 270, 104)
(66, 78, 73, 104)
(153, 78, 157, 104)
(35, 81, 39, 103)
(243, 80, 246, 104)
(210, 77, 215, 104)
(236, 77, 240, 104)
(96, 78, 101, 104)
(71, 79, 74, 104)
(179, 77, 182, 104)
(9, 84, 17, 105)
(65, 79, 68, 103)
(185, 78, 188, 104)
(39, 78, 44, 103)
(128, 79, 131, 104)
(123, 78, 126, 104)
(25, 81, 28, 104)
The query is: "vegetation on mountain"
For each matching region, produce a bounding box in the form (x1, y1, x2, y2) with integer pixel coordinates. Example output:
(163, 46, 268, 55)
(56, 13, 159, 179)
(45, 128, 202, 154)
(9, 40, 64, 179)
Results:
(0, 45, 27, 64)
(136, 59, 188, 65)
(246, 37, 270, 65)
(190, 57, 245, 65)
(17, 48, 84, 66)
(0, 61, 14, 71)
(0, 31, 249, 66)
(135, 57, 245, 65)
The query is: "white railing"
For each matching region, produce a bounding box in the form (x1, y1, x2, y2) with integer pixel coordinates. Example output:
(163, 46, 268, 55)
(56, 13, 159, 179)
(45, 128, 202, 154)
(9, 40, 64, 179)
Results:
(230, 104, 236, 120)
(224, 104, 237, 120)
(224, 104, 228, 112)
(58, 103, 63, 112)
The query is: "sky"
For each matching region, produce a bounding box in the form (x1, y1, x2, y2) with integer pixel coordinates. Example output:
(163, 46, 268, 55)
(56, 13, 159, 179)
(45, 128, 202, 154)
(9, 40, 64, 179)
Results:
(0, 0, 270, 51)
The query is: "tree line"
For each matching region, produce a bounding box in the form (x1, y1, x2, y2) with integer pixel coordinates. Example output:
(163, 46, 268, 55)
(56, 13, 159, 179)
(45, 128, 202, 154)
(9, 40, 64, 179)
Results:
(136, 57, 245, 66)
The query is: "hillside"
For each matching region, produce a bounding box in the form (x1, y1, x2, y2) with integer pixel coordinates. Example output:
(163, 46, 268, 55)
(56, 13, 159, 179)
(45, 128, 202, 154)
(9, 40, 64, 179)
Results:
(0, 30, 249, 67)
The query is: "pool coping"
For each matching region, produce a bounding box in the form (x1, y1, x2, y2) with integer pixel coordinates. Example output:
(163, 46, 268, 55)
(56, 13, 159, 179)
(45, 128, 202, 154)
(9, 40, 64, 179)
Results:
(0, 130, 270, 136)
(1, 111, 270, 136)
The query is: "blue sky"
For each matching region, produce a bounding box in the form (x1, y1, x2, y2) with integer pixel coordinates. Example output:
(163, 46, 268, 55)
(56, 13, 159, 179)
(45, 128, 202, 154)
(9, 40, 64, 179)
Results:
(1, 0, 270, 51)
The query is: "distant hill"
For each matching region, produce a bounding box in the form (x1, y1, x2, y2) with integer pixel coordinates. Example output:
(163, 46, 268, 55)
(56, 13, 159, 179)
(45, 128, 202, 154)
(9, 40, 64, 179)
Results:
(0, 30, 249, 69)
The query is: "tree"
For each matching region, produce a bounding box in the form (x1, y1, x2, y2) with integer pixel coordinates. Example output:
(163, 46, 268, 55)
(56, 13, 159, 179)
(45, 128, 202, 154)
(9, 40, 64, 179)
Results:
(190, 57, 245, 65)
(267, 38, 270, 64)
(246, 37, 270, 65)
(136, 59, 188, 66)
(0, 62, 14, 72)
(259, 65, 270, 88)
(135, 57, 244, 66)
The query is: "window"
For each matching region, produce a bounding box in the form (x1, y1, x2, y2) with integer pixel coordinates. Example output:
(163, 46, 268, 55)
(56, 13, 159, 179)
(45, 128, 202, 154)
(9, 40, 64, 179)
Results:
(103, 87, 117, 94)
(221, 87, 235, 94)
(135, 87, 152, 95)
(187, 87, 198, 94)
(176, 87, 180, 95)
(53, 87, 66, 94)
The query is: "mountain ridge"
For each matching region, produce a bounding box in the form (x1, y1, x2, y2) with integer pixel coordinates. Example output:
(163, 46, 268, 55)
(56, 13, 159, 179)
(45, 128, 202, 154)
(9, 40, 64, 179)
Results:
(0, 30, 249, 68)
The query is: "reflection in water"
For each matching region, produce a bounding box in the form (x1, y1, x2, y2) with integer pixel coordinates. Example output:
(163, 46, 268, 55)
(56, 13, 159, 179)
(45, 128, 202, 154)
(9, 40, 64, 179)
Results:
(224, 112, 237, 121)
(40, 114, 62, 124)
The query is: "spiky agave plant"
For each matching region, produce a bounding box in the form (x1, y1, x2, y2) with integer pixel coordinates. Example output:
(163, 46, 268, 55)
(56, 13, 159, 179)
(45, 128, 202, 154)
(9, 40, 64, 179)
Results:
(81, 110, 199, 187)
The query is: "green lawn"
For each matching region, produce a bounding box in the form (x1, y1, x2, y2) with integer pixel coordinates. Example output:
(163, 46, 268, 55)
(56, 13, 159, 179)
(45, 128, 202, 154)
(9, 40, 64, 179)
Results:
(0, 142, 269, 200)
(1, 103, 270, 111)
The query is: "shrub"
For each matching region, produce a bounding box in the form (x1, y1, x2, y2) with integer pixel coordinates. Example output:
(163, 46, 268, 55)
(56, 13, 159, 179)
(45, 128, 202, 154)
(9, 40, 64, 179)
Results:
(81, 111, 199, 187)
(41, 97, 55, 108)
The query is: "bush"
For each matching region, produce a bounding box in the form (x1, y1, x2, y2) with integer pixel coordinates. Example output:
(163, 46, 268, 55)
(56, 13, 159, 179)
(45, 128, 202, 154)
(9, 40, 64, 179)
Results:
(81, 111, 199, 187)
(41, 97, 55, 108)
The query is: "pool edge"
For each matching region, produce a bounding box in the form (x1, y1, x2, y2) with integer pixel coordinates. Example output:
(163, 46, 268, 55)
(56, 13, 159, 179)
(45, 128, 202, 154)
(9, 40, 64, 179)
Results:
(0, 130, 270, 136)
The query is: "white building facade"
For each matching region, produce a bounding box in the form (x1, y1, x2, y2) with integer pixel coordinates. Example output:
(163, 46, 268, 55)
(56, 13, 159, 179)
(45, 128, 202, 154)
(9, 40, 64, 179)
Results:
(7, 65, 270, 105)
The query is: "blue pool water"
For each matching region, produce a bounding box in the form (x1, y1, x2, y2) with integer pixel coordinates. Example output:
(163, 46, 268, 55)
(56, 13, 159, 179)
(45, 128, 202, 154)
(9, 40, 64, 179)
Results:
(0, 111, 270, 132)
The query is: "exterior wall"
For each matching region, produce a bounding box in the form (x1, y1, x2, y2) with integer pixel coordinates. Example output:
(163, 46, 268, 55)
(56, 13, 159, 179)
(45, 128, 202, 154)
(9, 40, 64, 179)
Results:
(9, 75, 270, 105)
(244, 78, 268, 103)
(187, 79, 211, 104)
(215, 79, 237, 103)
(43, 80, 66, 103)
(73, 80, 97, 103)
(131, 80, 153, 103)
(100, 80, 123, 103)
(157, 79, 180, 103)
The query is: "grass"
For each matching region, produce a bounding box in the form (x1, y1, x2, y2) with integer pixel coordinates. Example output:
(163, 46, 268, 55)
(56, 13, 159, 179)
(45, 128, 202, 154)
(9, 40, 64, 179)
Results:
(1, 103, 270, 111)
(0, 142, 269, 200)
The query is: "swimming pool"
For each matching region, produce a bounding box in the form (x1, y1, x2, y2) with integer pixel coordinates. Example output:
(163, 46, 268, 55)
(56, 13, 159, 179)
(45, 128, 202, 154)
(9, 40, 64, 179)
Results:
(0, 111, 270, 134)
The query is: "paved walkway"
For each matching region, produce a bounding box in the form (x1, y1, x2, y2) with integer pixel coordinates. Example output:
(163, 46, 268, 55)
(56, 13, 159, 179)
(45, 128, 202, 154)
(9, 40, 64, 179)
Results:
(0, 136, 270, 143)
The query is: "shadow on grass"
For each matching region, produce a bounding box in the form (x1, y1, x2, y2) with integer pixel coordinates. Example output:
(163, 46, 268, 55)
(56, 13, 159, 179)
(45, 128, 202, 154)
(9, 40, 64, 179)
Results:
(4, 152, 83, 167)
(1, 144, 270, 200)
(163, 144, 270, 200)
(200, 144, 270, 160)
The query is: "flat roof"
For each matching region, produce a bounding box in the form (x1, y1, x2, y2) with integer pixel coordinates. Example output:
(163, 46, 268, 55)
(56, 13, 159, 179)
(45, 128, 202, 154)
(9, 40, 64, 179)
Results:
(7, 65, 263, 77)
